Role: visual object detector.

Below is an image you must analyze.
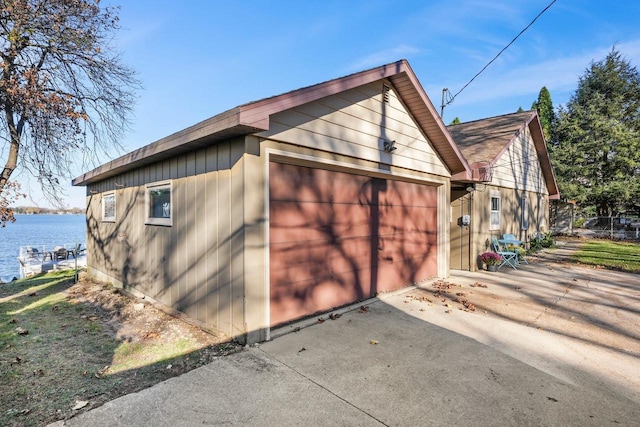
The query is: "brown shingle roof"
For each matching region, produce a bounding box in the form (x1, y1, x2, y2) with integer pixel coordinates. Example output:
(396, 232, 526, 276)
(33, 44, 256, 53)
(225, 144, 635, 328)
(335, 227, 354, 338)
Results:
(447, 111, 534, 165)
(448, 111, 559, 199)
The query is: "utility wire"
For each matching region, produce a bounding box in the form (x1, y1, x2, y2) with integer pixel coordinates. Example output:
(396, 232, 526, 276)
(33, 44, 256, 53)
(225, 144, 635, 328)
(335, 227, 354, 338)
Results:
(442, 0, 557, 114)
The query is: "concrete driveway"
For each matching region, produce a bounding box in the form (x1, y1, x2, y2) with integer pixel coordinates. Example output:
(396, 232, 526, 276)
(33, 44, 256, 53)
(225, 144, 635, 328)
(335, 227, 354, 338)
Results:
(58, 242, 640, 426)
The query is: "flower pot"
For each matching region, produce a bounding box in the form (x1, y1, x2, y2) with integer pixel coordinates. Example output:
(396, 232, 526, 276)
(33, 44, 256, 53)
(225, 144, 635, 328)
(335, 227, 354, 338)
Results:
(487, 265, 498, 272)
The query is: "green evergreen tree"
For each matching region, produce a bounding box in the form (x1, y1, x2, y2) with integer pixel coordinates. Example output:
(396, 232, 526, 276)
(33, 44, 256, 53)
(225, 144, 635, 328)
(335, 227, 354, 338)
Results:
(531, 86, 555, 142)
(517, 106, 524, 113)
(552, 48, 640, 216)
(449, 117, 461, 125)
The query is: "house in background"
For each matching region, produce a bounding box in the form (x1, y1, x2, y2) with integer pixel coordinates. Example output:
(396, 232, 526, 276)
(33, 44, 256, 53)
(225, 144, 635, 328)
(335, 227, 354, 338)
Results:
(73, 60, 471, 343)
(447, 111, 560, 271)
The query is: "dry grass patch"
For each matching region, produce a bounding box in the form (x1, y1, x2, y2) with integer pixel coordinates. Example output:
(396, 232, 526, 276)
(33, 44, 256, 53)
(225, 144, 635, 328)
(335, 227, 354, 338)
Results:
(0, 271, 241, 427)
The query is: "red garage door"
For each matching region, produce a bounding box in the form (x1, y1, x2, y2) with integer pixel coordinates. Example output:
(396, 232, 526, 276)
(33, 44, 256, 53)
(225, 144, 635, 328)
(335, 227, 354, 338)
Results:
(269, 162, 438, 326)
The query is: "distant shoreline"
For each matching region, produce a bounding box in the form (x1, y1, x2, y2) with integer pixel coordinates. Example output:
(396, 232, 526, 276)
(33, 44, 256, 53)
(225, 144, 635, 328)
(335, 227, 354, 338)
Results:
(12, 208, 84, 215)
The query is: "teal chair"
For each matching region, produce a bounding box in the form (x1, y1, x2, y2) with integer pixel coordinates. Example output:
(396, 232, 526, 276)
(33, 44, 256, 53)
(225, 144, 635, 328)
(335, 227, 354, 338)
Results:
(502, 234, 528, 264)
(491, 237, 518, 269)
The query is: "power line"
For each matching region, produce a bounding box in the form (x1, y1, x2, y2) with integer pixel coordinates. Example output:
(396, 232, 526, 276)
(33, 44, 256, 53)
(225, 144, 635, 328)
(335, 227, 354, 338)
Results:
(441, 0, 557, 117)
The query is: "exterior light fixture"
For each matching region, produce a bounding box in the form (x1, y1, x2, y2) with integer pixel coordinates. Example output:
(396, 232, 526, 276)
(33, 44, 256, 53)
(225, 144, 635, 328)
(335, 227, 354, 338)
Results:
(383, 139, 397, 152)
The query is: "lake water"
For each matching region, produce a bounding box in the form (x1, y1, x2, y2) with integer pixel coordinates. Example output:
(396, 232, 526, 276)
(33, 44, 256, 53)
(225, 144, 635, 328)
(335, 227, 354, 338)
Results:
(0, 214, 86, 282)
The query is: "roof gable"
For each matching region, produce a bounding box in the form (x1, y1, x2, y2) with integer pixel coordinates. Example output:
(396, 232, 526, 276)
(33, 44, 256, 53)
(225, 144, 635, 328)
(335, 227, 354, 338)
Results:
(74, 60, 470, 186)
(448, 111, 559, 199)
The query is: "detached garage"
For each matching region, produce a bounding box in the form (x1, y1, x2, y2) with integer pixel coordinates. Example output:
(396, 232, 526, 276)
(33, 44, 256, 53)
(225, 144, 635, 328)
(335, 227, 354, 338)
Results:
(73, 60, 470, 343)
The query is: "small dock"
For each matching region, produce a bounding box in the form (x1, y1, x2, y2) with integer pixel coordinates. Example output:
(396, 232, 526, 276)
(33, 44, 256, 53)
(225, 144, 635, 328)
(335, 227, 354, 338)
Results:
(17, 244, 87, 278)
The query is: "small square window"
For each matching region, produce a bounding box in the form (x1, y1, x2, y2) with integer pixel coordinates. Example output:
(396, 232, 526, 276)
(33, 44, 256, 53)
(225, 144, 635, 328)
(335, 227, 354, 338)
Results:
(145, 181, 172, 226)
(102, 192, 116, 222)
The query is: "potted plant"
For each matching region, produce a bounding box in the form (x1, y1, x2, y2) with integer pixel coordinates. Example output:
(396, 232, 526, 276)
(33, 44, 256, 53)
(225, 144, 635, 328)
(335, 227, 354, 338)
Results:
(480, 252, 502, 272)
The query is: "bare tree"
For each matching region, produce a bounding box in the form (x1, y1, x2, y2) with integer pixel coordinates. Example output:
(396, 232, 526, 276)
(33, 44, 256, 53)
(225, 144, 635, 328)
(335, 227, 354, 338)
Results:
(0, 0, 139, 225)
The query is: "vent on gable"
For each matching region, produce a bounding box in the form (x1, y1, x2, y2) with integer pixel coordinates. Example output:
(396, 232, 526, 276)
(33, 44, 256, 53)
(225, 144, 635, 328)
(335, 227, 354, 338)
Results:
(382, 84, 390, 103)
(473, 165, 493, 182)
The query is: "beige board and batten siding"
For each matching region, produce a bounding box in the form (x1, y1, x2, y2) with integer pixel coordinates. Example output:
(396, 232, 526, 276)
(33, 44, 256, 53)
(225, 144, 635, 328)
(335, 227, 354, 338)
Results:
(468, 186, 548, 268)
(490, 126, 548, 195)
(259, 81, 451, 179)
(86, 138, 251, 339)
(460, 126, 551, 271)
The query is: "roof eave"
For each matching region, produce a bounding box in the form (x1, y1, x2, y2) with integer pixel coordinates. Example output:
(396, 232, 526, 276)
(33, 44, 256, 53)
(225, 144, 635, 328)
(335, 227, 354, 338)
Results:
(526, 113, 560, 199)
(73, 107, 257, 186)
(74, 59, 471, 186)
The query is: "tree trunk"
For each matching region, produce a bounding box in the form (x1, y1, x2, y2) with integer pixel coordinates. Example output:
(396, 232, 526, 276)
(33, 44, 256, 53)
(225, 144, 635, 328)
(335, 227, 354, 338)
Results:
(0, 108, 21, 195)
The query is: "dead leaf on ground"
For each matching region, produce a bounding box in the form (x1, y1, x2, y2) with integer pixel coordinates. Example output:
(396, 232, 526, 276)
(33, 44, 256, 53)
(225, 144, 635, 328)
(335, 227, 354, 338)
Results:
(28, 292, 37, 297)
(298, 347, 306, 353)
(370, 339, 378, 345)
(72, 400, 89, 410)
(317, 317, 325, 324)
(8, 318, 18, 324)
(359, 306, 369, 313)
(471, 282, 488, 288)
(95, 365, 110, 378)
(143, 331, 159, 340)
(33, 369, 44, 376)
(16, 326, 29, 335)
(329, 313, 341, 320)
(406, 295, 432, 303)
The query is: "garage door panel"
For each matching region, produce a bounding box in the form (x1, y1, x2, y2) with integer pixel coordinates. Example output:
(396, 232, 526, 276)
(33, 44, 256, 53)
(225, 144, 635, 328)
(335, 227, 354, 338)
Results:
(270, 202, 375, 243)
(271, 238, 375, 277)
(269, 162, 438, 327)
(271, 275, 367, 326)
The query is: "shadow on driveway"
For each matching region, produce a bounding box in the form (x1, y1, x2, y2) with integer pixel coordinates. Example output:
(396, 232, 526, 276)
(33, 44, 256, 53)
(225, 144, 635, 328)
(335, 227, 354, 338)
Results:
(59, 245, 640, 426)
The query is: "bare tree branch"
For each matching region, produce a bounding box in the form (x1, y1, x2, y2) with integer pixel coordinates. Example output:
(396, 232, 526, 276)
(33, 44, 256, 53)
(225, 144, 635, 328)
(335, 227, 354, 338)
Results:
(0, 0, 140, 217)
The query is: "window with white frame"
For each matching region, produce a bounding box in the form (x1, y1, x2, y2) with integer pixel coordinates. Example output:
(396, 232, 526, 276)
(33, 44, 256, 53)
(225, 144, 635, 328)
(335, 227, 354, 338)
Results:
(145, 181, 172, 226)
(102, 192, 116, 222)
(490, 192, 501, 230)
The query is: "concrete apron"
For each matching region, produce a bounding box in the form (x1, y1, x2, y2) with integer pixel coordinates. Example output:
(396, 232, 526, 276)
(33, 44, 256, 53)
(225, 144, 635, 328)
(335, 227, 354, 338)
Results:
(58, 251, 640, 426)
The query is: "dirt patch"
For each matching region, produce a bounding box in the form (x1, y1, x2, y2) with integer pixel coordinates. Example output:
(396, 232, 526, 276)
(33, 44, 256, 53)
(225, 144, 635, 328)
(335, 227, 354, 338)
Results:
(0, 272, 242, 427)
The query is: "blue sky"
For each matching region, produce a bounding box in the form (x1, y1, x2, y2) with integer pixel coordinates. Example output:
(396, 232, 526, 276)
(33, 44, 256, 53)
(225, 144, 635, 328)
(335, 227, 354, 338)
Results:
(15, 0, 640, 208)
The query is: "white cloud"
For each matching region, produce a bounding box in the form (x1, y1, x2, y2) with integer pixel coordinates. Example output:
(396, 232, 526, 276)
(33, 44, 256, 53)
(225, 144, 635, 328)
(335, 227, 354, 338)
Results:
(430, 39, 640, 108)
(346, 45, 423, 72)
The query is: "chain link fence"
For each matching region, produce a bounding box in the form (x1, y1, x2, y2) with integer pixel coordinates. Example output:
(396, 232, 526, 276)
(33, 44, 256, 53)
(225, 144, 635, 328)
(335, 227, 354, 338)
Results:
(576, 216, 640, 240)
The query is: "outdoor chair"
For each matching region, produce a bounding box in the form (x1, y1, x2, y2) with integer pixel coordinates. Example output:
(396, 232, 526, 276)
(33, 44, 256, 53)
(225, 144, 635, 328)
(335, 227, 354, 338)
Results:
(25, 246, 42, 261)
(67, 243, 82, 259)
(491, 237, 518, 270)
(54, 246, 68, 261)
(501, 233, 528, 265)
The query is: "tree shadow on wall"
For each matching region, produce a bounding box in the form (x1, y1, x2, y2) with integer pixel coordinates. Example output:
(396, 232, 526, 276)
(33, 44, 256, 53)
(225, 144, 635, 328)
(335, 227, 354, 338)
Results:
(269, 163, 437, 326)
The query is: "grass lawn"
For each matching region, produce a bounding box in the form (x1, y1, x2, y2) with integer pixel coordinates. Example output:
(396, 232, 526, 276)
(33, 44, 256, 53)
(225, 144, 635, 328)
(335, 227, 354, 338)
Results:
(572, 240, 640, 273)
(0, 271, 240, 427)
